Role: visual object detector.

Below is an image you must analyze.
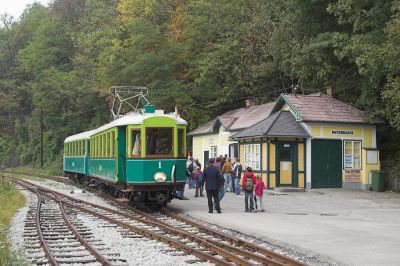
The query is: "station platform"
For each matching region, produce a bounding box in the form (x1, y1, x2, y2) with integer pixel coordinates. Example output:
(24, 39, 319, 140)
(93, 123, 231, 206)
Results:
(169, 187, 400, 266)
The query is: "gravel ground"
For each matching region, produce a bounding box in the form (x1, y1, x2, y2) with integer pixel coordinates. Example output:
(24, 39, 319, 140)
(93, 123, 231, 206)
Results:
(8, 178, 213, 265)
(7, 189, 34, 261)
(79, 213, 211, 266)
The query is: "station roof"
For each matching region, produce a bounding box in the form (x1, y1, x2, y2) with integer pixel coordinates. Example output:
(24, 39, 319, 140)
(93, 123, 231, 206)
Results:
(230, 111, 310, 140)
(272, 93, 368, 124)
(188, 102, 275, 136)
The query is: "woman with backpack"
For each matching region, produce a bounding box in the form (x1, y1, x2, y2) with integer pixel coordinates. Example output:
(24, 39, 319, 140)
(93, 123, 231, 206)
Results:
(242, 167, 257, 212)
(194, 166, 204, 197)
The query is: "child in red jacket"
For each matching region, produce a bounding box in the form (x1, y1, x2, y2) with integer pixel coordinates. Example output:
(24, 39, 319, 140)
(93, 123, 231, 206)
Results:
(242, 167, 257, 212)
(254, 175, 266, 212)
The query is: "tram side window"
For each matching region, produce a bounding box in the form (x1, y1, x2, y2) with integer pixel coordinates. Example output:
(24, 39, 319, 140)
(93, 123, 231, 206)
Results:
(146, 128, 173, 156)
(111, 131, 115, 157)
(131, 130, 141, 157)
(178, 128, 185, 157)
(107, 133, 110, 157)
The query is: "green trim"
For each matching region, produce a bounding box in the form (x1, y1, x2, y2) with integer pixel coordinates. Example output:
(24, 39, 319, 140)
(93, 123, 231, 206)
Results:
(267, 142, 270, 189)
(304, 141, 307, 189)
(270, 94, 303, 122)
(273, 141, 299, 187)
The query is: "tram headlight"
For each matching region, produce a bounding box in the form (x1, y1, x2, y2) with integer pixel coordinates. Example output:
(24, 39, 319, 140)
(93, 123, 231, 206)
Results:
(154, 172, 167, 182)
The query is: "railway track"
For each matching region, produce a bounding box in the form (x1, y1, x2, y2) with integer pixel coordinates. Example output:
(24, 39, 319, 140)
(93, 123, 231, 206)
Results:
(21, 186, 127, 265)
(9, 175, 307, 266)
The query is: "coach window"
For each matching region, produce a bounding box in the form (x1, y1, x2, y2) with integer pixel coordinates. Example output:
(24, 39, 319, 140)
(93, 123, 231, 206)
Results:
(111, 131, 115, 157)
(106, 133, 110, 157)
(178, 128, 185, 157)
(146, 128, 173, 156)
(131, 129, 141, 157)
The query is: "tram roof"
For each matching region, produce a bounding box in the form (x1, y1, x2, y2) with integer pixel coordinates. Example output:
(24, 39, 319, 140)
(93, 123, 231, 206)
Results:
(64, 111, 187, 142)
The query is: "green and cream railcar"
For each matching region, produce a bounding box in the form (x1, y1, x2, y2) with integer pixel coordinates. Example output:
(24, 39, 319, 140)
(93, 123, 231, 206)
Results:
(63, 105, 187, 205)
(63, 130, 93, 177)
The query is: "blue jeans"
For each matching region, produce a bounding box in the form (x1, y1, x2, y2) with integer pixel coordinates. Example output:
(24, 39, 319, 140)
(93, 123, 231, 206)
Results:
(244, 191, 254, 211)
(177, 189, 184, 199)
(218, 185, 225, 201)
(234, 177, 241, 194)
(223, 173, 232, 192)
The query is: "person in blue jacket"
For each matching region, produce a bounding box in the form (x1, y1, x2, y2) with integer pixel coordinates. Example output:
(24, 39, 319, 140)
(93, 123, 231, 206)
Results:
(203, 158, 222, 213)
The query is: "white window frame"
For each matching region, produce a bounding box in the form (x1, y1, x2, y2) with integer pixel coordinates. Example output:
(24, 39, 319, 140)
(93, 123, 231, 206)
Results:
(210, 146, 218, 158)
(343, 140, 362, 170)
(244, 144, 261, 170)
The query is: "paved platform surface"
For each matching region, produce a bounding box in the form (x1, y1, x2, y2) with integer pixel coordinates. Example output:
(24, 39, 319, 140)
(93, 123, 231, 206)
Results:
(169, 188, 400, 266)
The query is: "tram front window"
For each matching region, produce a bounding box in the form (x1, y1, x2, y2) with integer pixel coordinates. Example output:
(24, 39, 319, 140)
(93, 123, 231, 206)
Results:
(146, 128, 173, 156)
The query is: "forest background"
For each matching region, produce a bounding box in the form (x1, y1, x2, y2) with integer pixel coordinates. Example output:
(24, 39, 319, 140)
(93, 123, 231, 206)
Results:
(0, 0, 399, 182)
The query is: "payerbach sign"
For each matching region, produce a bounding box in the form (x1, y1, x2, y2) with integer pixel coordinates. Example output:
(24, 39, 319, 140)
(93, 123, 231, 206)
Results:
(331, 130, 354, 135)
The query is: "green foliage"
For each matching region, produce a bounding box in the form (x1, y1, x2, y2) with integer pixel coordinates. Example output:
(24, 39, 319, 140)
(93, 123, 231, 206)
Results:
(0, 0, 399, 167)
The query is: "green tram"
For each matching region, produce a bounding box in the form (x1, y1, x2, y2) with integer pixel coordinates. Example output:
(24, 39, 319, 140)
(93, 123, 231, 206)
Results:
(63, 105, 187, 206)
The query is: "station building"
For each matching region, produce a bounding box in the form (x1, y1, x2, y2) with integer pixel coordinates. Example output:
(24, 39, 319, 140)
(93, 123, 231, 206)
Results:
(188, 100, 275, 166)
(231, 92, 380, 190)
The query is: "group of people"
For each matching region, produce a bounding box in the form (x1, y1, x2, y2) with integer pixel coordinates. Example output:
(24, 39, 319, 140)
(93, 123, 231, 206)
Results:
(184, 155, 266, 213)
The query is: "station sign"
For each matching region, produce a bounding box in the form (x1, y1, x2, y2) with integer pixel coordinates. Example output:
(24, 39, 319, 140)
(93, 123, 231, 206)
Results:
(331, 130, 354, 135)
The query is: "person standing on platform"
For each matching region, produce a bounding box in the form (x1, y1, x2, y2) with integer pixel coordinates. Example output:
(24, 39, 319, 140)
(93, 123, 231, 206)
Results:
(194, 166, 204, 197)
(214, 157, 225, 201)
(242, 167, 256, 212)
(254, 175, 266, 212)
(222, 158, 232, 192)
(233, 158, 242, 195)
(204, 158, 222, 213)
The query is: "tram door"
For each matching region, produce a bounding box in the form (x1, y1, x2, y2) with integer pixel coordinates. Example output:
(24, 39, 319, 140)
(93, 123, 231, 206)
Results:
(278, 143, 293, 186)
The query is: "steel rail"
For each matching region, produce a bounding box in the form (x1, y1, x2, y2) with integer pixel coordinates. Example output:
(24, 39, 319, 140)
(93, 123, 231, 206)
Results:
(162, 209, 305, 266)
(10, 173, 306, 266)
(53, 193, 114, 266)
(14, 179, 235, 266)
(26, 179, 280, 265)
(35, 191, 58, 266)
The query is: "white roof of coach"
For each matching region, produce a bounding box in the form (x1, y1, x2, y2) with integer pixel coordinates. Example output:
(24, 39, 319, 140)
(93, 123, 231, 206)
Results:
(64, 111, 187, 142)
(64, 130, 96, 143)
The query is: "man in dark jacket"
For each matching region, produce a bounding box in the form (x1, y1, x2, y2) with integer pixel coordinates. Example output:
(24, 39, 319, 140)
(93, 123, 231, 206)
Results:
(204, 158, 222, 213)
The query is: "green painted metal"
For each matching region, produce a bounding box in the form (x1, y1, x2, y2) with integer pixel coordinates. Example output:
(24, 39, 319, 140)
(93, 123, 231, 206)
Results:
(144, 104, 155, 113)
(267, 142, 270, 189)
(90, 158, 116, 181)
(63, 156, 88, 175)
(274, 141, 298, 187)
(118, 127, 127, 182)
(311, 139, 342, 188)
(125, 159, 186, 183)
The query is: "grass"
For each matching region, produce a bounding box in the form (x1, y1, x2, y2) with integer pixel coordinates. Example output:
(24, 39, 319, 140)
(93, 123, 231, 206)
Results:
(5, 164, 63, 176)
(0, 175, 28, 265)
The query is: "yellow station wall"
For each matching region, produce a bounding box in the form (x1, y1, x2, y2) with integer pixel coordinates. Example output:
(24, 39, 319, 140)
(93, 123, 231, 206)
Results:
(307, 122, 378, 186)
(192, 125, 237, 165)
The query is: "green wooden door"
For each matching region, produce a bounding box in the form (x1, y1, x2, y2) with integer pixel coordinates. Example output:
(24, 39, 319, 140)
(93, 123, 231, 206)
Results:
(311, 139, 342, 188)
